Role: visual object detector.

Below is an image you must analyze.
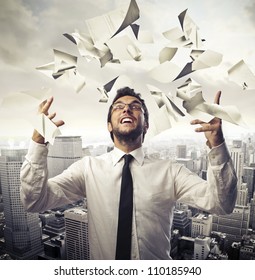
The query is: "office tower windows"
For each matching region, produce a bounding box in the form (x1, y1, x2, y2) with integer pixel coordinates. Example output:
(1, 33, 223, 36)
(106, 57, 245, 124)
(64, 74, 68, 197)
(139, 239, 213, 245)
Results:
(64, 207, 89, 260)
(0, 149, 43, 259)
(191, 213, 212, 238)
(47, 136, 82, 178)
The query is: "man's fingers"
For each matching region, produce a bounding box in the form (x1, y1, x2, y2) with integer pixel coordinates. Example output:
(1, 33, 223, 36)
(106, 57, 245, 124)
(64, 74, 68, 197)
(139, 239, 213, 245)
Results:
(39, 96, 54, 115)
(55, 120, 65, 127)
(194, 124, 216, 133)
(48, 113, 65, 127)
(48, 112, 56, 120)
(190, 119, 205, 125)
(214, 91, 221, 105)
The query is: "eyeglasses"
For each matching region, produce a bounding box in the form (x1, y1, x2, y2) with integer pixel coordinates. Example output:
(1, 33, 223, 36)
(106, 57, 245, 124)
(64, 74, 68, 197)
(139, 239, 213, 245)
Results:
(112, 102, 144, 112)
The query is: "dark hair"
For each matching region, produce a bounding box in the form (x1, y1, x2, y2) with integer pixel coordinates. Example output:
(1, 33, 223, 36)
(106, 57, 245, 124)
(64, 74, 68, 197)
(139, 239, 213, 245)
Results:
(107, 87, 149, 141)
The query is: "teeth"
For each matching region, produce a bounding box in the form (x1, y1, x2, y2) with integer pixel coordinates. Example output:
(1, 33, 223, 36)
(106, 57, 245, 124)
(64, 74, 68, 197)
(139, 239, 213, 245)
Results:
(121, 118, 133, 124)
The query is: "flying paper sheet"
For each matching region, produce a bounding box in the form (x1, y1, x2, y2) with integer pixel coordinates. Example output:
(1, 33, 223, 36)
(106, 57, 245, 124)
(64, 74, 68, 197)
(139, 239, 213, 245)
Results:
(85, 0, 139, 48)
(63, 31, 114, 67)
(176, 78, 203, 99)
(97, 76, 119, 102)
(176, 79, 247, 127)
(148, 61, 182, 83)
(106, 35, 142, 61)
(145, 84, 185, 138)
(163, 9, 204, 49)
(228, 60, 255, 90)
(178, 9, 204, 49)
(163, 27, 190, 47)
(159, 47, 178, 64)
(36, 49, 86, 93)
(36, 49, 76, 77)
(0, 88, 51, 112)
(191, 49, 222, 71)
(148, 84, 185, 119)
(32, 113, 61, 145)
(148, 105, 172, 137)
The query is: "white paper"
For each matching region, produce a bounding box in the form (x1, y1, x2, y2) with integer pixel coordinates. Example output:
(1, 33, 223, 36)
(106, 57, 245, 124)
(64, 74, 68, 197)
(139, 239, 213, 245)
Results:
(191, 49, 223, 71)
(97, 76, 119, 102)
(36, 49, 86, 93)
(159, 47, 178, 64)
(106, 35, 141, 61)
(178, 9, 204, 49)
(85, 0, 139, 47)
(228, 60, 255, 90)
(148, 61, 182, 83)
(32, 113, 61, 145)
(176, 79, 247, 127)
(63, 31, 113, 67)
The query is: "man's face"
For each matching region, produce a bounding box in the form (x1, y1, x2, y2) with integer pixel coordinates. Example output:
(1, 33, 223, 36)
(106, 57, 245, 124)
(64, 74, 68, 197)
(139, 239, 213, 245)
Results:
(108, 95, 148, 142)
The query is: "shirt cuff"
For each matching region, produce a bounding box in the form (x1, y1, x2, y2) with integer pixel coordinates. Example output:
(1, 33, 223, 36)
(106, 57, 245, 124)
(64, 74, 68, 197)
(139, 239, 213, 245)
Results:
(26, 139, 49, 164)
(208, 141, 230, 166)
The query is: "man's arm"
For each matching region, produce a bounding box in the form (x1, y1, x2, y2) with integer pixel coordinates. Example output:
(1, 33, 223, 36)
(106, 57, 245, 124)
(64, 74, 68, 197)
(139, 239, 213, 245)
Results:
(186, 90, 237, 214)
(20, 97, 84, 212)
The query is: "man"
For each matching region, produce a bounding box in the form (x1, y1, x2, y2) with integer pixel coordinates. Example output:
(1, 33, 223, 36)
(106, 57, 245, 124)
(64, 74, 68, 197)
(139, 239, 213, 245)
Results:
(20, 86, 237, 260)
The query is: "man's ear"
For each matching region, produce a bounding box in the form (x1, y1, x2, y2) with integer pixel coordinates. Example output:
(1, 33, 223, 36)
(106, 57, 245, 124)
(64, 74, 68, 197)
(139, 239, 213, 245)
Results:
(144, 122, 149, 134)
(107, 122, 113, 132)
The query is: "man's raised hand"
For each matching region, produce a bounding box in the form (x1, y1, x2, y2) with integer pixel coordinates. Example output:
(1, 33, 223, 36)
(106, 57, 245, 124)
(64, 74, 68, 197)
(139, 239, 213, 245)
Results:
(32, 96, 65, 144)
(190, 91, 224, 148)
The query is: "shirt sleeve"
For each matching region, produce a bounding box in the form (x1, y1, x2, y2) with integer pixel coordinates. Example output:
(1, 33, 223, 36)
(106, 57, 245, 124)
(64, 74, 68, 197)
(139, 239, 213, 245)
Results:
(174, 142, 237, 215)
(20, 140, 86, 212)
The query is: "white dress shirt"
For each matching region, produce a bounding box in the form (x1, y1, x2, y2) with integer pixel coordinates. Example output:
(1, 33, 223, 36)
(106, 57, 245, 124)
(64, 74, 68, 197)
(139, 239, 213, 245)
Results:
(20, 140, 237, 260)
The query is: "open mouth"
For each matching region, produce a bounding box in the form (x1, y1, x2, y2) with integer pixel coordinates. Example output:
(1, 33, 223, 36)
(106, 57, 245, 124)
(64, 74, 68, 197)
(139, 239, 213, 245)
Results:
(120, 117, 133, 124)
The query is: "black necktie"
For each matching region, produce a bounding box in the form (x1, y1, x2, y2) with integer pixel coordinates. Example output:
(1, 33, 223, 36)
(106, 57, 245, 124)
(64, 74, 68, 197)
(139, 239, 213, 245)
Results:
(115, 154, 133, 260)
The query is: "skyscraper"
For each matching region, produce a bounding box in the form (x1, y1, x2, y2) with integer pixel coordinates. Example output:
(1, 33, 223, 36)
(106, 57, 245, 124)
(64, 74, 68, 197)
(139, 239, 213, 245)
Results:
(230, 143, 244, 185)
(194, 236, 211, 260)
(212, 205, 250, 245)
(176, 145, 187, 159)
(172, 209, 191, 236)
(242, 166, 255, 202)
(0, 149, 43, 259)
(191, 213, 212, 238)
(64, 207, 90, 260)
(47, 136, 82, 178)
(236, 183, 248, 206)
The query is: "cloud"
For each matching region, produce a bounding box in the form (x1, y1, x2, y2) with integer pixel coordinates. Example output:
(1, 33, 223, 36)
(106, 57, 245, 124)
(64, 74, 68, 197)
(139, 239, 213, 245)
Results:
(0, 0, 40, 67)
(245, 1, 255, 24)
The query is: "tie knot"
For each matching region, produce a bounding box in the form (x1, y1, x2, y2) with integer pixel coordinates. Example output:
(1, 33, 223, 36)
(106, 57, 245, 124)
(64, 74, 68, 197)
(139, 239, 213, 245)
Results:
(124, 154, 133, 164)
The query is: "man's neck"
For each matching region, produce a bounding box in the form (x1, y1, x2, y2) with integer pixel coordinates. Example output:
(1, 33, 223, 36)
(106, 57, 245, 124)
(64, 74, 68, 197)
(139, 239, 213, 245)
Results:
(114, 138, 142, 154)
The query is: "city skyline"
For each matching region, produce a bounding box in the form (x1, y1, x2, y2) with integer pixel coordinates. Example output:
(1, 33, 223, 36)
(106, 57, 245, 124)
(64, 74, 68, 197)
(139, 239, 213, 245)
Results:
(1, 134, 255, 260)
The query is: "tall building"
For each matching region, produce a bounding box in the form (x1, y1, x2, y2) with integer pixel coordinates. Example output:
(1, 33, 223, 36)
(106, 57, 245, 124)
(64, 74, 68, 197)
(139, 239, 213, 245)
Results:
(64, 207, 90, 260)
(176, 145, 187, 159)
(194, 236, 211, 260)
(47, 136, 82, 178)
(191, 213, 212, 238)
(0, 149, 43, 259)
(212, 205, 250, 245)
(242, 166, 255, 201)
(239, 235, 255, 260)
(172, 209, 191, 236)
(246, 137, 255, 165)
(230, 143, 244, 185)
(249, 193, 255, 229)
(236, 183, 248, 206)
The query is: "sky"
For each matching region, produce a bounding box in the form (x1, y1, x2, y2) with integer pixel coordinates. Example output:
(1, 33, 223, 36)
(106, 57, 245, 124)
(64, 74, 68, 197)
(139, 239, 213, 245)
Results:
(1, 0, 255, 145)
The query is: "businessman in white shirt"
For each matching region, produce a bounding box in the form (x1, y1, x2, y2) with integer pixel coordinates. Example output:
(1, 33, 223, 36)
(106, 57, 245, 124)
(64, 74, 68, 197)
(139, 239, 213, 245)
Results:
(20, 86, 237, 259)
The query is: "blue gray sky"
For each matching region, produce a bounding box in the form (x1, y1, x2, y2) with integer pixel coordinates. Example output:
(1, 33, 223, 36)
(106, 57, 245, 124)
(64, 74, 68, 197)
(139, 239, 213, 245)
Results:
(1, 0, 255, 144)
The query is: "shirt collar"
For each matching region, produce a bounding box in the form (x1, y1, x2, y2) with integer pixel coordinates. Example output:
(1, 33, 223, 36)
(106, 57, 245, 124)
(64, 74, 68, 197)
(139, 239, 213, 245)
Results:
(111, 146, 145, 166)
